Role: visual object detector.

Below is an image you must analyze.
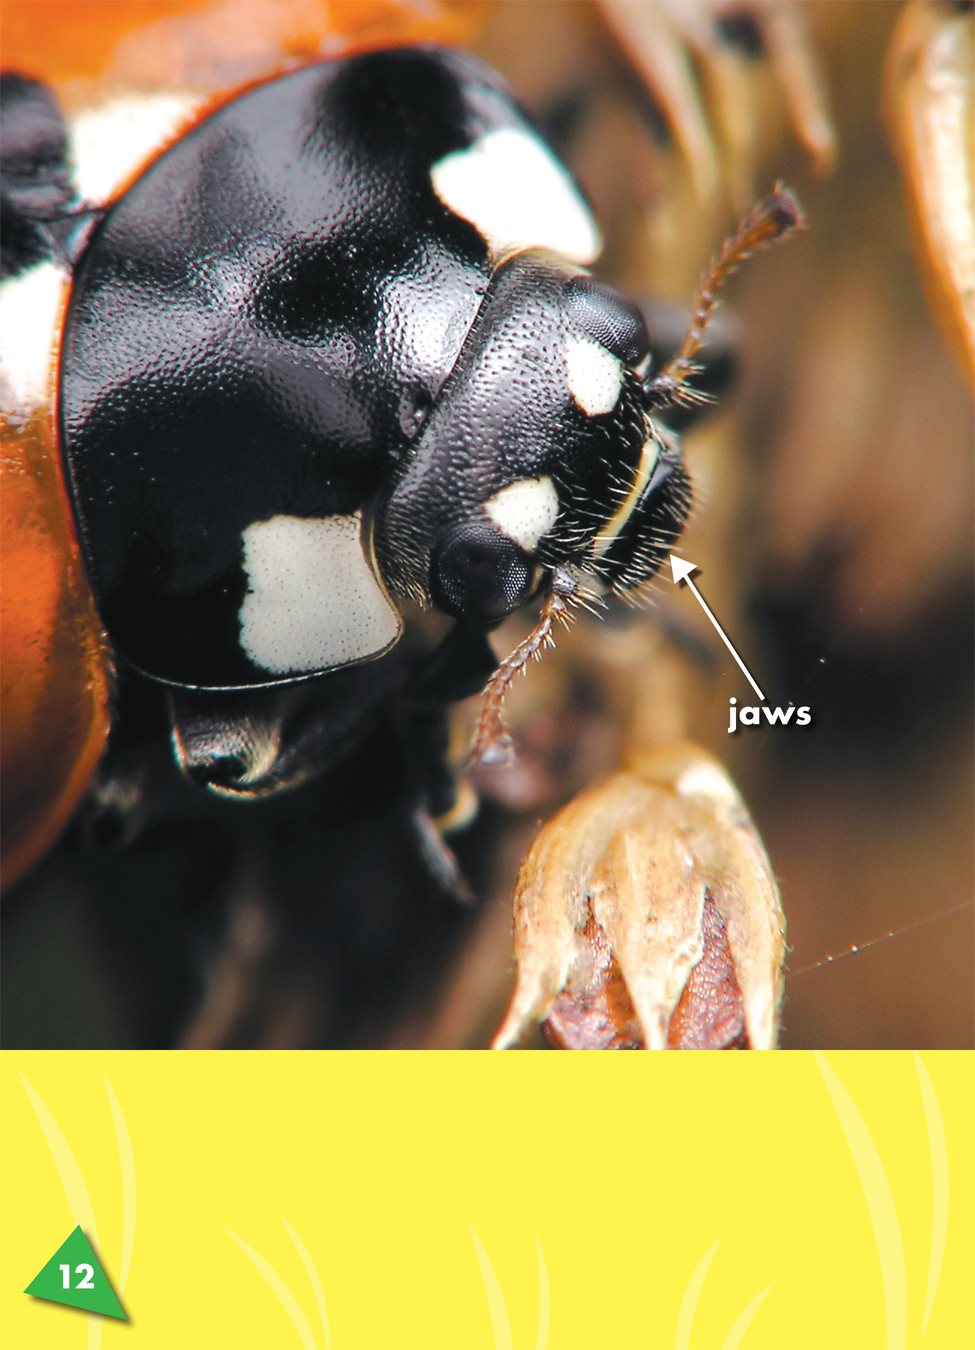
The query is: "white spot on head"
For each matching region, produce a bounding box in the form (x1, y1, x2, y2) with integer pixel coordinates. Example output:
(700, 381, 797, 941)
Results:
(565, 335, 622, 416)
(483, 476, 560, 553)
(239, 513, 402, 675)
(70, 93, 200, 203)
(0, 261, 67, 420)
(431, 127, 601, 265)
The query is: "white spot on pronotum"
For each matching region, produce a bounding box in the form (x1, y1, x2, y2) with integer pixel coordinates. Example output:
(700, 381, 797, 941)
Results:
(431, 127, 601, 265)
(0, 261, 67, 420)
(70, 93, 200, 203)
(239, 513, 402, 675)
(565, 335, 623, 417)
(483, 476, 560, 553)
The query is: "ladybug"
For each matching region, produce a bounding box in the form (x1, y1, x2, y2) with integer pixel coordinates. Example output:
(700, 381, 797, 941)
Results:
(2, 22, 699, 883)
(1, 3, 801, 1052)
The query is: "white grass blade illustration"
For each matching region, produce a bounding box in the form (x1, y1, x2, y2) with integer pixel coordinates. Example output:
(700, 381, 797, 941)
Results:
(913, 1054, 948, 1338)
(676, 1238, 720, 1350)
(20, 1075, 103, 1350)
(720, 1284, 773, 1350)
(471, 1227, 513, 1350)
(21, 1075, 100, 1240)
(816, 1054, 907, 1350)
(535, 1238, 550, 1350)
(103, 1078, 136, 1295)
(228, 1229, 320, 1350)
(281, 1218, 331, 1350)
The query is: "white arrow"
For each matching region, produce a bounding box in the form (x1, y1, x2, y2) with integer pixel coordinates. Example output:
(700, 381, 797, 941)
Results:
(669, 556, 766, 701)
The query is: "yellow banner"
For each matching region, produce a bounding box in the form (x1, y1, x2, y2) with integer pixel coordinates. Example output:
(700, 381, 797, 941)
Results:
(2, 1052, 972, 1349)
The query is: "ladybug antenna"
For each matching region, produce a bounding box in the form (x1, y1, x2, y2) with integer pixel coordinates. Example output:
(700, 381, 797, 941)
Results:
(645, 183, 804, 411)
(470, 568, 578, 765)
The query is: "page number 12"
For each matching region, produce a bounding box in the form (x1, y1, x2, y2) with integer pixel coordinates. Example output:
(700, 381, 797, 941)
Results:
(59, 1263, 95, 1290)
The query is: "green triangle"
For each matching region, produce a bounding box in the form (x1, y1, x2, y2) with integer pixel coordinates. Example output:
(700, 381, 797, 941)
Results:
(24, 1226, 127, 1320)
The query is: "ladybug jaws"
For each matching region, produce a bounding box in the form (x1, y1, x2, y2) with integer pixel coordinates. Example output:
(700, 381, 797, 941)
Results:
(2, 41, 693, 880)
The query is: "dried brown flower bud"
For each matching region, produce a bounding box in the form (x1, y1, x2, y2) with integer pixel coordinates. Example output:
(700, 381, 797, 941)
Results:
(493, 744, 785, 1050)
(885, 0, 975, 379)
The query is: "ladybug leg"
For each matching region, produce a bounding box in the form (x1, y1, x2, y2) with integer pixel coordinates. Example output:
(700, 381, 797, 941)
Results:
(168, 687, 296, 796)
(168, 658, 404, 799)
(406, 623, 499, 706)
(399, 704, 478, 908)
(81, 733, 170, 851)
(399, 625, 500, 906)
(76, 676, 209, 849)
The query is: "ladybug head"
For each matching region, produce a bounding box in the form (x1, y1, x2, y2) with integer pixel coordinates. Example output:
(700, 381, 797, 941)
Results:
(374, 251, 691, 627)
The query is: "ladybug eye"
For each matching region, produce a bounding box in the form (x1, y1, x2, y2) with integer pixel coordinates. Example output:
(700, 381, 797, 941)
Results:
(432, 520, 535, 624)
(564, 276, 650, 366)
